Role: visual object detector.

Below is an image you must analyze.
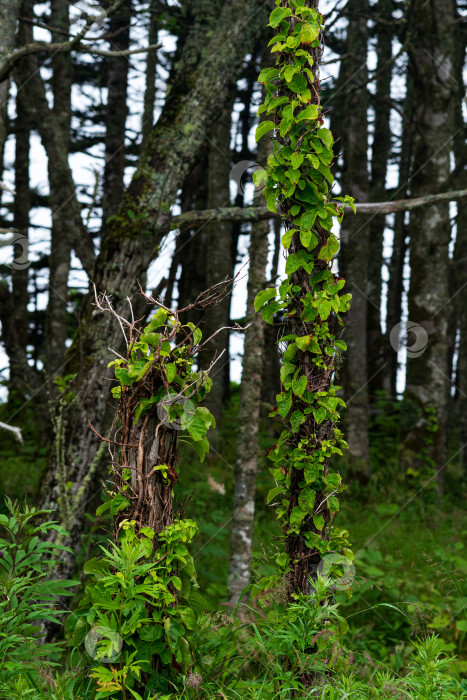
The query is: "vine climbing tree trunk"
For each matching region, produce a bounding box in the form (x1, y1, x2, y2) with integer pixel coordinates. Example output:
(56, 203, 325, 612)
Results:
(255, 0, 353, 605)
(39, 0, 270, 579)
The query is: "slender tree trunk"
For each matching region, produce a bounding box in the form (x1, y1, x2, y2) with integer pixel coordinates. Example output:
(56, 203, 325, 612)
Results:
(102, 0, 131, 226)
(450, 5, 467, 476)
(227, 134, 270, 609)
(385, 72, 414, 396)
(0, 0, 21, 161)
(198, 103, 235, 435)
(339, 0, 371, 480)
(16, 37, 95, 279)
(45, 0, 73, 378)
(141, 3, 159, 149)
(403, 0, 456, 491)
(367, 0, 393, 401)
(40, 0, 270, 577)
(6, 8, 31, 403)
(0, 0, 29, 403)
(176, 149, 209, 320)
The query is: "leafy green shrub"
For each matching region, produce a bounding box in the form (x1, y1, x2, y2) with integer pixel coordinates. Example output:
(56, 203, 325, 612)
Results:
(0, 498, 78, 695)
(68, 518, 207, 699)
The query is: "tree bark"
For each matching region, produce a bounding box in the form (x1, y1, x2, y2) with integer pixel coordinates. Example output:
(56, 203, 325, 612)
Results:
(227, 135, 270, 609)
(403, 0, 457, 491)
(141, 3, 159, 149)
(102, 0, 131, 226)
(450, 4, 467, 475)
(197, 103, 235, 435)
(366, 0, 393, 400)
(339, 0, 371, 480)
(5, 9, 31, 403)
(385, 71, 414, 396)
(0, 0, 21, 162)
(165, 189, 467, 229)
(45, 0, 73, 379)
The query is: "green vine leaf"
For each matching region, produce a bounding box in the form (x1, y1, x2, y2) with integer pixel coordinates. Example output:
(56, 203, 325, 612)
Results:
(318, 235, 340, 262)
(296, 104, 319, 121)
(255, 120, 276, 142)
(254, 287, 277, 312)
(269, 7, 292, 28)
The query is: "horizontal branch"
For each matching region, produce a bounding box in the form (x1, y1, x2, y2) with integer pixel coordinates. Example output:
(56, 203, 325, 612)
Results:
(169, 188, 467, 229)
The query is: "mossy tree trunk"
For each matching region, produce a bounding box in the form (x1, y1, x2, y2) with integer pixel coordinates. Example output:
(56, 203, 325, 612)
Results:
(227, 129, 270, 608)
(403, 0, 456, 490)
(40, 0, 270, 577)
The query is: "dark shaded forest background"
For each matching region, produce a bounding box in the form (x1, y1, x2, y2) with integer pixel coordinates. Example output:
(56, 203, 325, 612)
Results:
(0, 0, 466, 676)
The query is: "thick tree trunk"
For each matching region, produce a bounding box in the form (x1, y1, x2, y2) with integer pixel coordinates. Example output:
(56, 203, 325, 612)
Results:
(227, 134, 270, 609)
(40, 0, 270, 577)
(403, 0, 456, 491)
(339, 0, 371, 480)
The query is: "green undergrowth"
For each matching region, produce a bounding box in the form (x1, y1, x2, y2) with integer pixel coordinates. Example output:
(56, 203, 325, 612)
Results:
(174, 385, 467, 681)
(0, 385, 465, 686)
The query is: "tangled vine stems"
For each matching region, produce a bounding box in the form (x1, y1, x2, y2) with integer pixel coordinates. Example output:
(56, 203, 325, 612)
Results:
(254, 0, 355, 597)
(93, 287, 228, 543)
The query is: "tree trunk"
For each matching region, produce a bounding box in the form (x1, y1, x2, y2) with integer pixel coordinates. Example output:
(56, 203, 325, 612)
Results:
(366, 0, 393, 401)
(339, 0, 371, 480)
(227, 135, 270, 609)
(0, 0, 30, 403)
(403, 0, 456, 491)
(102, 0, 131, 226)
(385, 72, 414, 396)
(40, 0, 270, 578)
(141, 3, 159, 149)
(198, 103, 235, 435)
(450, 4, 467, 475)
(0, 0, 21, 161)
(45, 0, 73, 379)
(6, 9, 31, 404)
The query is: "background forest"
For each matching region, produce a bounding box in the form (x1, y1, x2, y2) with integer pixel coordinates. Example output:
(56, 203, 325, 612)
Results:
(0, 0, 466, 698)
